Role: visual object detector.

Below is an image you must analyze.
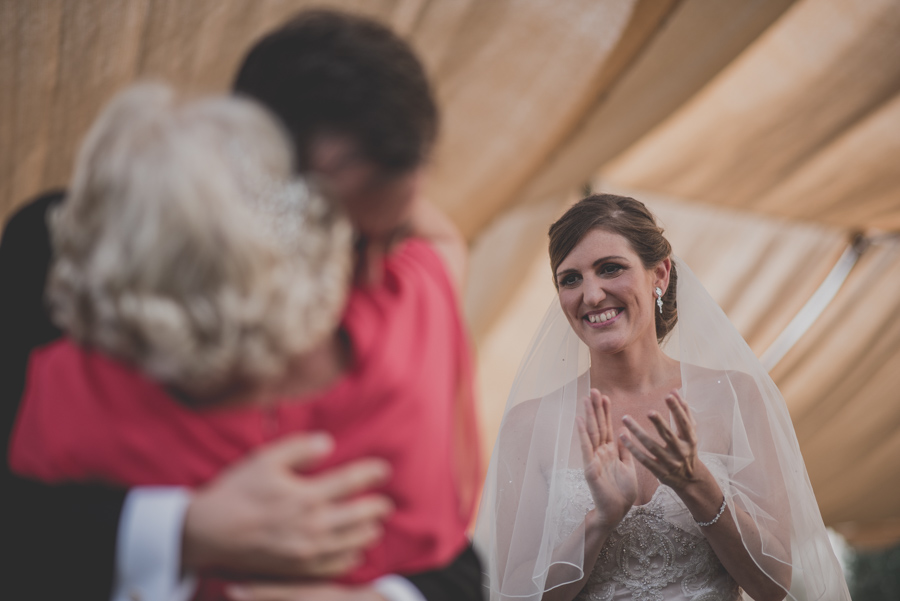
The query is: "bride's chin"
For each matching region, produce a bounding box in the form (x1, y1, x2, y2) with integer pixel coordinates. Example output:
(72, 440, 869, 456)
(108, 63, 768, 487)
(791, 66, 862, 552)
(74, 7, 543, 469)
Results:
(586, 338, 628, 356)
(573, 327, 629, 355)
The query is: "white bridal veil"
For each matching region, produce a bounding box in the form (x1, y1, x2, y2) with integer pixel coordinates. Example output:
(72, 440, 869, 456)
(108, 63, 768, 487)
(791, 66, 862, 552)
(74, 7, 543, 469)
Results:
(473, 256, 850, 601)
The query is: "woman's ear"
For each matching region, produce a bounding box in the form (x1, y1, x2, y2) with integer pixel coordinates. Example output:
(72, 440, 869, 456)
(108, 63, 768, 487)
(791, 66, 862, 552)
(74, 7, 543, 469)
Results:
(654, 257, 672, 293)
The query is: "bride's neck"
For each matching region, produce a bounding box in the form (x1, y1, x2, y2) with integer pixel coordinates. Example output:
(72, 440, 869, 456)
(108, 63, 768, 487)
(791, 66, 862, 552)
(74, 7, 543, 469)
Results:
(589, 337, 675, 396)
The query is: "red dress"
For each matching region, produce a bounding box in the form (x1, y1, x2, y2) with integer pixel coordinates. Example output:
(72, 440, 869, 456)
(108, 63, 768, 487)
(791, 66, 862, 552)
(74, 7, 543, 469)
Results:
(9, 239, 481, 592)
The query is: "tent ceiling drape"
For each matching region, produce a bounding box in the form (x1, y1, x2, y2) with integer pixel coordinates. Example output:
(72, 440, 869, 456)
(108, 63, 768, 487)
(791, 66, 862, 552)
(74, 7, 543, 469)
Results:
(603, 0, 900, 231)
(2, 0, 898, 548)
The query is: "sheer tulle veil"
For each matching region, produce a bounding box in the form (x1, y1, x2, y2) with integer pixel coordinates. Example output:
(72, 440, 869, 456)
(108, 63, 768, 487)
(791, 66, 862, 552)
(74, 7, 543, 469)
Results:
(473, 255, 850, 601)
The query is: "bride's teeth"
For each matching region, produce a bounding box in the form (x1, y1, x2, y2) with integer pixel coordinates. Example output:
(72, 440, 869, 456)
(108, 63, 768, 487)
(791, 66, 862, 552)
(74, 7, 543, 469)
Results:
(587, 310, 619, 323)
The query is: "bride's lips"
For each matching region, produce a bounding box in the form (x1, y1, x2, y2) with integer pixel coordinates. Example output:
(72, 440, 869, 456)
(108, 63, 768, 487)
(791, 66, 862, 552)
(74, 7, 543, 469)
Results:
(583, 308, 623, 327)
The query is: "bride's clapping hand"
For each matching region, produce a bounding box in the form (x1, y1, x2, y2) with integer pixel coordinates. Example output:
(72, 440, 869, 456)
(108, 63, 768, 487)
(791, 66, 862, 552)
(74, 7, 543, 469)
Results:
(620, 390, 702, 491)
(577, 389, 638, 529)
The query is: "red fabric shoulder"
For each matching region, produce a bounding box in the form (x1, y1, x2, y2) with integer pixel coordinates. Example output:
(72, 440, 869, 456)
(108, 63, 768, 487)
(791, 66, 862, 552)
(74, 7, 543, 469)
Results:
(382, 238, 483, 525)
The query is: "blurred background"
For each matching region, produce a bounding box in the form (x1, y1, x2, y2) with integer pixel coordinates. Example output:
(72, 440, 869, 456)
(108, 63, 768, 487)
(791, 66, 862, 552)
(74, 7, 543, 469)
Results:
(2, 0, 899, 595)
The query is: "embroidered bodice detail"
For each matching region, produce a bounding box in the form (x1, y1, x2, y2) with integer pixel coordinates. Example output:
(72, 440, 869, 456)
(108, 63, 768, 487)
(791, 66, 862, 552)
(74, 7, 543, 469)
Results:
(560, 468, 741, 601)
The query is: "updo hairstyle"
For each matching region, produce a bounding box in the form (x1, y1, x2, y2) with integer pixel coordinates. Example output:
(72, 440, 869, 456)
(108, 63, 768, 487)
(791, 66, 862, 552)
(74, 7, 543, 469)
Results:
(547, 194, 677, 342)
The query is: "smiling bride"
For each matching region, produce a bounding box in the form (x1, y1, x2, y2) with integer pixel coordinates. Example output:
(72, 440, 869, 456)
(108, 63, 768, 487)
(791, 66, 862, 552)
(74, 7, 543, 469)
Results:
(474, 194, 850, 601)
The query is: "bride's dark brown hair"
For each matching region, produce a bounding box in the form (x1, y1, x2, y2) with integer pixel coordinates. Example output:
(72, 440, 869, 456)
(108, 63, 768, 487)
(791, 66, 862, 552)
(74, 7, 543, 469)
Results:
(548, 193, 678, 342)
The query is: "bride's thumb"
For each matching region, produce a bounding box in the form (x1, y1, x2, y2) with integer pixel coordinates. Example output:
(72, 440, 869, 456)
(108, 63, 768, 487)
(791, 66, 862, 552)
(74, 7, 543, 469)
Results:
(618, 436, 634, 465)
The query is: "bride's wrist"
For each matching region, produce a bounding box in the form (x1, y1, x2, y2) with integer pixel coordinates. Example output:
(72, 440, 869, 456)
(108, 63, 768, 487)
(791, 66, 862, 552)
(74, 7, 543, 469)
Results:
(675, 464, 722, 520)
(585, 508, 621, 533)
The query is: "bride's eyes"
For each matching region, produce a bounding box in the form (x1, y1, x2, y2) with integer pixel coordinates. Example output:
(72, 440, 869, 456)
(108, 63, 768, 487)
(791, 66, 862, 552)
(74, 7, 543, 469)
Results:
(558, 264, 625, 286)
(599, 263, 624, 275)
(558, 273, 581, 287)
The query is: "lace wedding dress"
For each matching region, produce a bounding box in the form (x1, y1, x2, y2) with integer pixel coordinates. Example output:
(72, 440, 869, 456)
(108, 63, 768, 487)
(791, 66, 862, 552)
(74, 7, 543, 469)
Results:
(560, 459, 741, 601)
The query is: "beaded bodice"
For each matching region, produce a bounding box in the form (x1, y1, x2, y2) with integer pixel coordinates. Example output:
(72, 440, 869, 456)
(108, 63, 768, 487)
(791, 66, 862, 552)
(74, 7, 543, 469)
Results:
(560, 467, 741, 601)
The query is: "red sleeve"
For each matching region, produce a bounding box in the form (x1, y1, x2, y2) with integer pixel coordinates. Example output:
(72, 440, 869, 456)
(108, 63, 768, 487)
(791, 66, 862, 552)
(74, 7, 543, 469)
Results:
(390, 238, 483, 523)
(395, 238, 458, 299)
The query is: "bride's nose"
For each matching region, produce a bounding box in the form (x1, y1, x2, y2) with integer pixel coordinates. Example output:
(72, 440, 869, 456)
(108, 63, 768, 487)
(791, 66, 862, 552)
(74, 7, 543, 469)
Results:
(582, 275, 607, 306)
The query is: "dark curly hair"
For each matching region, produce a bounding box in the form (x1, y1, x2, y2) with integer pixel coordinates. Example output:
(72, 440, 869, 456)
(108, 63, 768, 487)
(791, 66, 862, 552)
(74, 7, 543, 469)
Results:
(233, 9, 438, 175)
(548, 194, 678, 342)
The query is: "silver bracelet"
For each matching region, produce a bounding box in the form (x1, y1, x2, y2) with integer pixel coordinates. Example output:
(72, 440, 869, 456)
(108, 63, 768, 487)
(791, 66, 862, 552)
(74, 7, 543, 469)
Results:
(696, 497, 727, 527)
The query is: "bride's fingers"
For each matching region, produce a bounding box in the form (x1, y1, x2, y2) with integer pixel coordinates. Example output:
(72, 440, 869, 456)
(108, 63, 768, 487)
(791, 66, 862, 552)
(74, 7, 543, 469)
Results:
(622, 416, 669, 463)
(678, 393, 697, 428)
(591, 390, 607, 445)
(602, 395, 614, 445)
(648, 411, 679, 448)
(577, 417, 595, 465)
(667, 394, 697, 446)
(620, 432, 661, 476)
(617, 437, 635, 467)
(585, 395, 601, 448)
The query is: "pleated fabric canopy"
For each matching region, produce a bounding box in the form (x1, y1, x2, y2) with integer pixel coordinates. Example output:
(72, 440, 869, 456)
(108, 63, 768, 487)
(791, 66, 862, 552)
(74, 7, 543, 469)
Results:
(2, 0, 898, 548)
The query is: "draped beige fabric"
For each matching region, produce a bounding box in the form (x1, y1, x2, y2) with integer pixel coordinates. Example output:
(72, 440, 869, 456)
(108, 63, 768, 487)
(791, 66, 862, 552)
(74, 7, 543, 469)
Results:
(2, 0, 898, 548)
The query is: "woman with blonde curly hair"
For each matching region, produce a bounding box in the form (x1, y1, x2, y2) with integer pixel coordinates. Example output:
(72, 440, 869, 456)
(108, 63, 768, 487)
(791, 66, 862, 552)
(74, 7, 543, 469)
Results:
(43, 83, 352, 404)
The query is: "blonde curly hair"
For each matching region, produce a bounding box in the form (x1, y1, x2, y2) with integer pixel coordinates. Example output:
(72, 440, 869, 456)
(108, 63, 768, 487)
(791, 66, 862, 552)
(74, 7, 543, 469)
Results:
(48, 83, 352, 401)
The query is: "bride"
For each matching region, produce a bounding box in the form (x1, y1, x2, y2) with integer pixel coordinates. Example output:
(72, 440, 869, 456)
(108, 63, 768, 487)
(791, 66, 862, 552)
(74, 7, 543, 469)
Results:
(474, 194, 850, 600)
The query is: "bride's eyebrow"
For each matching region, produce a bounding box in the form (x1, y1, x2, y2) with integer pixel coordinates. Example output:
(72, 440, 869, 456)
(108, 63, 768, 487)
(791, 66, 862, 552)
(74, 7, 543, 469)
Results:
(592, 255, 627, 268)
(555, 255, 628, 279)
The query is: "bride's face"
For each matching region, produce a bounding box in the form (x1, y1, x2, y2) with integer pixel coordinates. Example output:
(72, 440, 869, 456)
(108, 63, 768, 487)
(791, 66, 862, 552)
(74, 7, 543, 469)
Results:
(555, 228, 662, 355)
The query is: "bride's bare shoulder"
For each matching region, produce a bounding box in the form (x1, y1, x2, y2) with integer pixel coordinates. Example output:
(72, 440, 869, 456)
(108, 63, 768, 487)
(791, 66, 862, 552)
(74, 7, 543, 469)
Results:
(500, 375, 586, 435)
(502, 397, 552, 436)
(681, 363, 757, 392)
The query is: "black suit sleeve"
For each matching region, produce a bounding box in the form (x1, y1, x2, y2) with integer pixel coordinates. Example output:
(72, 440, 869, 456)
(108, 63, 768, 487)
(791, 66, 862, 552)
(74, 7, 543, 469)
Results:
(405, 544, 486, 601)
(1, 192, 127, 600)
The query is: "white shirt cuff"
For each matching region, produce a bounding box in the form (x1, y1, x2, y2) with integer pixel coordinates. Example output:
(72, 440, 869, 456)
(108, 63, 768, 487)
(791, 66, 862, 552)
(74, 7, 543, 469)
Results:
(372, 574, 427, 601)
(112, 487, 197, 601)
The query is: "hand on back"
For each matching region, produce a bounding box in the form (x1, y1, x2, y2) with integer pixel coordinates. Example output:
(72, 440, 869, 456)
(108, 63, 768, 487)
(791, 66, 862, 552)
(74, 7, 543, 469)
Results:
(182, 432, 393, 579)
